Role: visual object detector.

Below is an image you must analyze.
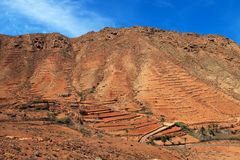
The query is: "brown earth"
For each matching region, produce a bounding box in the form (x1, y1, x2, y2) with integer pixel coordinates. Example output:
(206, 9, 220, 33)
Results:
(1, 26, 240, 159)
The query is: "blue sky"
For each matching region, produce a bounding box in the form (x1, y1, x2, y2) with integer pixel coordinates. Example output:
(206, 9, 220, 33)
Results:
(0, 0, 239, 43)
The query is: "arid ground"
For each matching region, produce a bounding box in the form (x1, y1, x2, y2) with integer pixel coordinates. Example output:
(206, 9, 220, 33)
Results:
(1, 26, 240, 159)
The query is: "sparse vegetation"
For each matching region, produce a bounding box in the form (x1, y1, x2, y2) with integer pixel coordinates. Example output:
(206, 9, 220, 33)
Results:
(47, 112, 56, 121)
(175, 122, 191, 133)
(191, 124, 240, 142)
(3, 27, 240, 159)
(159, 115, 165, 122)
(79, 110, 88, 115)
(77, 87, 96, 100)
(139, 106, 153, 115)
(155, 135, 170, 145)
(96, 131, 104, 138)
(89, 86, 96, 93)
(77, 91, 85, 100)
(174, 122, 186, 128)
(55, 116, 71, 124)
(79, 127, 92, 137)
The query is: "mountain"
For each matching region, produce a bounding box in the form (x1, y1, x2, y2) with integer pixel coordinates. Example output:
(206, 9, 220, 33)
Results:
(1, 27, 240, 159)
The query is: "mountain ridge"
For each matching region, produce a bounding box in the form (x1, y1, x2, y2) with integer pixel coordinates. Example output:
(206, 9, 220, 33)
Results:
(0, 27, 240, 121)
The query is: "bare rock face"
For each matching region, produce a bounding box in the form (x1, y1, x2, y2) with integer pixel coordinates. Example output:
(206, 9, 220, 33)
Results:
(1, 27, 240, 124)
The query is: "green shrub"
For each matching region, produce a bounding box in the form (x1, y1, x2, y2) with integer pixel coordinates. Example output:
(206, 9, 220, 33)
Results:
(175, 122, 186, 128)
(175, 122, 191, 132)
(155, 135, 170, 145)
(47, 112, 56, 121)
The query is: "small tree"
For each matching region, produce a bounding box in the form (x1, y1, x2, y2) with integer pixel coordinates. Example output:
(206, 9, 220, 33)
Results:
(184, 137, 187, 144)
(161, 136, 167, 145)
(199, 126, 206, 136)
(159, 136, 170, 145)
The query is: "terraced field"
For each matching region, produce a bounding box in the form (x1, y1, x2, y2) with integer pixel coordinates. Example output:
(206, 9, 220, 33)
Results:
(136, 55, 240, 124)
(79, 104, 164, 140)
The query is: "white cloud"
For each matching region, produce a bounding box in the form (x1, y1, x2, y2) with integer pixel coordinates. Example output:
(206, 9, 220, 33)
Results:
(1, 0, 114, 36)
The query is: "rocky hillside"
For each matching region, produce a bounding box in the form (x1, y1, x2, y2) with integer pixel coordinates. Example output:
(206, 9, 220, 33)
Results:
(1, 26, 240, 159)
(1, 26, 240, 123)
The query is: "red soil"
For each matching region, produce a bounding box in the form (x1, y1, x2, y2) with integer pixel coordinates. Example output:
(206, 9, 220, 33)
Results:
(1, 26, 240, 159)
